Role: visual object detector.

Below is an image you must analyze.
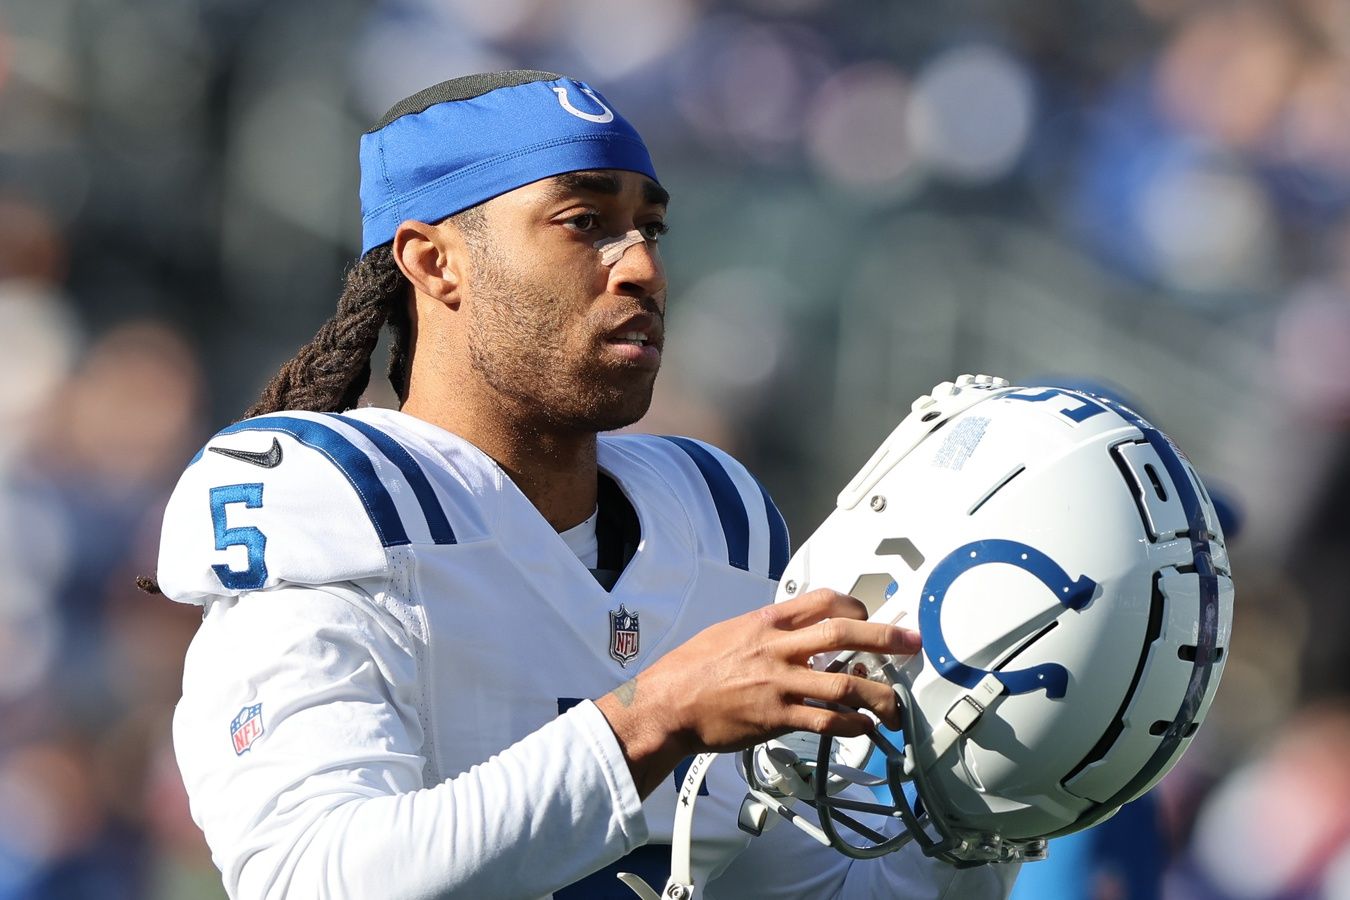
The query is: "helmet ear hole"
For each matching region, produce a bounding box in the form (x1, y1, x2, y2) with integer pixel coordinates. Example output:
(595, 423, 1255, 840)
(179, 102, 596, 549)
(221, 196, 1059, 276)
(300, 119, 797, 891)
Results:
(847, 573, 903, 616)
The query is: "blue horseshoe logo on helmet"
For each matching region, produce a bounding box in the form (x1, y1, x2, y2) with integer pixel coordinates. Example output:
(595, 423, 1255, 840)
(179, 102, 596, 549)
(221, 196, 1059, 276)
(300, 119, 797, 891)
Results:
(919, 539, 1097, 699)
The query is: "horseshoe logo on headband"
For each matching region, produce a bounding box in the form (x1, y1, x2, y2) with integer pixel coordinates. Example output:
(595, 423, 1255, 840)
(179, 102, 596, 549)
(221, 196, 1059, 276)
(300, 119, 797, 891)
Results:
(553, 84, 615, 124)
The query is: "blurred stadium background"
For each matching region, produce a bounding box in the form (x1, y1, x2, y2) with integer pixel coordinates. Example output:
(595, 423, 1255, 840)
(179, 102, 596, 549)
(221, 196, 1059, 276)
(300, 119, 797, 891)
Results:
(2, 0, 1349, 897)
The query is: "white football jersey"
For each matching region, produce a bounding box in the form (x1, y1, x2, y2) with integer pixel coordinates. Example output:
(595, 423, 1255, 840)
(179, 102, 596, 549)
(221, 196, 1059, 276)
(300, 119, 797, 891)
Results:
(159, 407, 1015, 899)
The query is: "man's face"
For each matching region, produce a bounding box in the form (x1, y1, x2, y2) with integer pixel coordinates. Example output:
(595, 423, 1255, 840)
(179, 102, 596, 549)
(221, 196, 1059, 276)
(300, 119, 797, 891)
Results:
(459, 169, 669, 434)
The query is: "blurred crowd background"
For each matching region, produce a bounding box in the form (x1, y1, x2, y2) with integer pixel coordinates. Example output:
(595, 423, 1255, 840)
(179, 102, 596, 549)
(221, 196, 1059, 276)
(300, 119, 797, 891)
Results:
(2, 0, 1349, 897)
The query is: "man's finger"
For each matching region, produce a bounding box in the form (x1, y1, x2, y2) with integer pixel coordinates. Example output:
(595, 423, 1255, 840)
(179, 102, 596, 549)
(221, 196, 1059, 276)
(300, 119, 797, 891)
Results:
(758, 589, 868, 630)
(781, 671, 902, 731)
(783, 704, 877, 739)
(778, 617, 921, 660)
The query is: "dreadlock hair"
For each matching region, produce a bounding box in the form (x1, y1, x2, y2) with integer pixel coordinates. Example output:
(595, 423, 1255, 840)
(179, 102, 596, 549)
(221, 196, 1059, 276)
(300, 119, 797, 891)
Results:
(245, 204, 486, 418)
(244, 243, 410, 418)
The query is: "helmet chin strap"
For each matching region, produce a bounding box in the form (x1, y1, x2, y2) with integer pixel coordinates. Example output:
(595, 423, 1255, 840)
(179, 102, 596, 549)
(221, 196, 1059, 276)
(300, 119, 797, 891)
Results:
(617, 746, 846, 900)
(617, 751, 718, 900)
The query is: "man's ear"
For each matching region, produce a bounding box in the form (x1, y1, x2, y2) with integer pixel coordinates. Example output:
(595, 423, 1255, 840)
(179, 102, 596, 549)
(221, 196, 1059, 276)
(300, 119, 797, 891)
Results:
(392, 220, 466, 307)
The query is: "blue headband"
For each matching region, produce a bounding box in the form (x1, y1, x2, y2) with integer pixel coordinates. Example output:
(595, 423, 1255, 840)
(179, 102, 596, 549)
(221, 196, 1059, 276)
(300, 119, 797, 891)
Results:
(359, 70, 659, 254)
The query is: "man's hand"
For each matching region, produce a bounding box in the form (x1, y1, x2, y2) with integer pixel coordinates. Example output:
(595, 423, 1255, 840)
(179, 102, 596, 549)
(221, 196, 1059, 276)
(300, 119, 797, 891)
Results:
(595, 590, 922, 798)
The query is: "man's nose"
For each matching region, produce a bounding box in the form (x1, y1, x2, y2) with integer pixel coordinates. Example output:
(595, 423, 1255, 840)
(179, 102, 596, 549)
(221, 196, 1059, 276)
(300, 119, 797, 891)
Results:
(607, 237, 666, 305)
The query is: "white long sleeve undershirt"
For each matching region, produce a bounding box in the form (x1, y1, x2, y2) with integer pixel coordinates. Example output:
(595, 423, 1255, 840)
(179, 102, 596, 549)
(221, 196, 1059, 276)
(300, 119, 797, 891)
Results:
(174, 583, 647, 900)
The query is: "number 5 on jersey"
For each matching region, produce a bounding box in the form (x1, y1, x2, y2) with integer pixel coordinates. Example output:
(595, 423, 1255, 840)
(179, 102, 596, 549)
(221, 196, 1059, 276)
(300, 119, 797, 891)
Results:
(210, 483, 268, 590)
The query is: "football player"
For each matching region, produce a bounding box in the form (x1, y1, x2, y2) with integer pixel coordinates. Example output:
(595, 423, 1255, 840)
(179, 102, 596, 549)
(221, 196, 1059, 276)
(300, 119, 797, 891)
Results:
(150, 71, 1017, 898)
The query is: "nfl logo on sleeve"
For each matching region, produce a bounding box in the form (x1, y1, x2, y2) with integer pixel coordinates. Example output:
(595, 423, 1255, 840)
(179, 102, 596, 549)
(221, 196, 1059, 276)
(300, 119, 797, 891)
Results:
(608, 604, 640, 667)
(230, 704, 264, 755)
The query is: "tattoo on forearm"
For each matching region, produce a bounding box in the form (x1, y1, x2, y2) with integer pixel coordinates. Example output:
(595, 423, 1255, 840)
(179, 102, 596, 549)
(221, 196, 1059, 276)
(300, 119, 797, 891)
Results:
(613, 678, 637, 708)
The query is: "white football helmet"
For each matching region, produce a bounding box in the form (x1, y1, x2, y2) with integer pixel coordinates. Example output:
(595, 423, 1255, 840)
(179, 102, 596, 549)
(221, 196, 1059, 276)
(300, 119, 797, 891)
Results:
(622, 375, 1234, 900)
(749, 374, 1234, 868)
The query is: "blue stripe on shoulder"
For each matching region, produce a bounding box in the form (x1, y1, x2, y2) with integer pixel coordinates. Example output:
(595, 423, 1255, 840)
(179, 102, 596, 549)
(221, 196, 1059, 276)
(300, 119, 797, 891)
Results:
(661, 436, 750, 571)
(754, 476, 791, 581)
(329, 414, 456, 545)
(205, 415, 409, 547)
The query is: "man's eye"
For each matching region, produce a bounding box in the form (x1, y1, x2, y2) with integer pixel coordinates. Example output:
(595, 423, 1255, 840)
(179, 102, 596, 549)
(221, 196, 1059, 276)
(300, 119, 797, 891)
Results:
(640, 221, 669, 241)
(568, 213, 601, 232)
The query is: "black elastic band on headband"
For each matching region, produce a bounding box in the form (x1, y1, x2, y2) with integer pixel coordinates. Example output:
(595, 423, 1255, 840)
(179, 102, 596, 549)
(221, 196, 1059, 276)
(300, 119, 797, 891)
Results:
(367, 70, 564, 133)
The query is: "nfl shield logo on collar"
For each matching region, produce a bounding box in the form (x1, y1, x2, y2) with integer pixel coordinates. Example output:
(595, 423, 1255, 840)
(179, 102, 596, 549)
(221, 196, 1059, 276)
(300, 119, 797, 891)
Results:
(609, 604, 640, 667)
(230, 703, 264, 755)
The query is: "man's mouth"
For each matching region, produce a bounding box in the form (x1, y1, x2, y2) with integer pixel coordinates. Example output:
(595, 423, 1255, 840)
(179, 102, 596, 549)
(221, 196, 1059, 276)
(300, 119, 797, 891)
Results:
(602, 316, 662, 368)
(612, 331, 651, 347)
